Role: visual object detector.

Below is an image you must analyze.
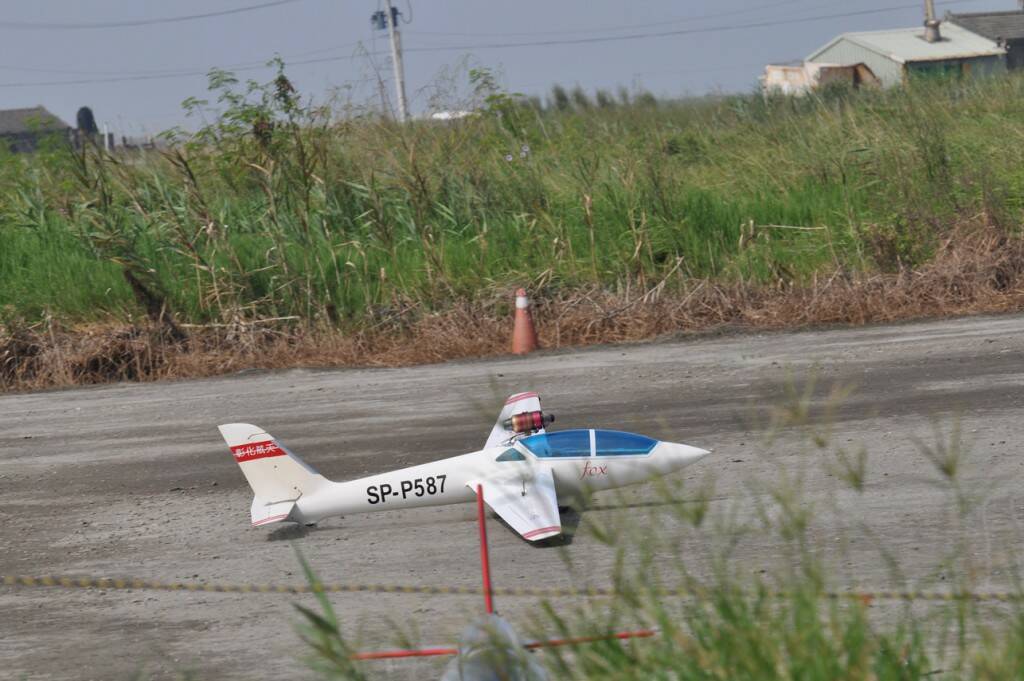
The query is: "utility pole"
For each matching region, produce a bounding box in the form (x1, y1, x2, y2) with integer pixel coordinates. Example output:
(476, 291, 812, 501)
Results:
(382, 0, 409, 123)
(923, 0, 941, 42)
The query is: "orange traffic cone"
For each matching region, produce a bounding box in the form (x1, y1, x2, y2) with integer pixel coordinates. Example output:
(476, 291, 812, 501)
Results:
(511, 288, 538, 355)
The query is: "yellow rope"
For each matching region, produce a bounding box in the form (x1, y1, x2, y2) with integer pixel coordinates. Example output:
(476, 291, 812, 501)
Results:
(2, 574, 1020, 602)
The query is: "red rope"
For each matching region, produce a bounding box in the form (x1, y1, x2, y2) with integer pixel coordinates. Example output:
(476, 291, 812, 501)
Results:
(349, 484, 656, 662)
(351, 647, 459, 660)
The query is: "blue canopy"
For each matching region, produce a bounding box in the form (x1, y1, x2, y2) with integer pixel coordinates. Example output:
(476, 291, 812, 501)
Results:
(595, 430, 657, 456)
(520, 430, 591, 458)
(519, 429, 657, 458)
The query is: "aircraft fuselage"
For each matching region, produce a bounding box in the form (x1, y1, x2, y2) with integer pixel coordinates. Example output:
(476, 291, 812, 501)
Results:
(291, 435, 706, 525)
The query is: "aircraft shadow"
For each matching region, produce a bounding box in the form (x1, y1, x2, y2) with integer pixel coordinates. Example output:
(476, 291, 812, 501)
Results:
(541, 506, 582, 547)
(261, 506, 590, 545)
(488, 506, 582, 547)
(264, 523, 336, 542)
(585, 498, 697, 512)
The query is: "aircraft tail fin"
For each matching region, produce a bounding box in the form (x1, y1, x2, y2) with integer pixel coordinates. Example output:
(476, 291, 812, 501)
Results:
(218, 423, 329, 526)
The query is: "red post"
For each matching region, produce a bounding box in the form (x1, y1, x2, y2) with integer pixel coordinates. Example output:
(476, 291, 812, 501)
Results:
(476, 484, 494, 614)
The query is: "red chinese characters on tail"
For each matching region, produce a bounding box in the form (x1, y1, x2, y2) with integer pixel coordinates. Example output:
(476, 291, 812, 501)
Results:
(230, 441, 286, 463)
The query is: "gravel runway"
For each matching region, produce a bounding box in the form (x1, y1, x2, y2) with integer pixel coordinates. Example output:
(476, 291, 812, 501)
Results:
(3, 314, 1024, 679)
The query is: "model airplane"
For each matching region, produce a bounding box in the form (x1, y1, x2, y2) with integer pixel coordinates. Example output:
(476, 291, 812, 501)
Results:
(219, 392, 710, 542)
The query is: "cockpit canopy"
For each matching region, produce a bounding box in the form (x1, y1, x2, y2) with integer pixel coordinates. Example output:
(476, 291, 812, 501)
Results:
(516, 429, 657, 459)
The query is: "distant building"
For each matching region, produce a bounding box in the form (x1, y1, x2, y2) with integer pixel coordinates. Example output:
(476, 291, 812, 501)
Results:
(761, 62, 879, 96)
(0, 106, 72, 153)
(429, 110, 475, 121)
(946, 9, 1024, 69)
(805, 22, 1006, 88)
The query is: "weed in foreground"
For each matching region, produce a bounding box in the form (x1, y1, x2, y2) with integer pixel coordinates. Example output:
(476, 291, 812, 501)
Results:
(292, 378, 1023, 679)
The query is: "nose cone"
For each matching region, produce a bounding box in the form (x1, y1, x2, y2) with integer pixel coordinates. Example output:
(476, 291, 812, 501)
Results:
(662, 441, 711, 468)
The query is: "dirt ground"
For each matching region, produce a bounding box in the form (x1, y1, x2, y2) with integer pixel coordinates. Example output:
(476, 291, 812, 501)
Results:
(3, 314, 1024, 680)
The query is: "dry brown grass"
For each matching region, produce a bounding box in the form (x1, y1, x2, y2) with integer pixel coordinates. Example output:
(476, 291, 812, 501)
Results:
(4, 220, 1023, 393)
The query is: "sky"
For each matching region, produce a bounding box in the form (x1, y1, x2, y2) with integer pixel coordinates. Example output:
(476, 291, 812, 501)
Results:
(0, 0, 1014, 136)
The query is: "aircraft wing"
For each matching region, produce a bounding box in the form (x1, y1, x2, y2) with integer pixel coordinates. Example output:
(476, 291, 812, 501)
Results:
(485, 392, 548, 449)
(467, 466, 562, 542)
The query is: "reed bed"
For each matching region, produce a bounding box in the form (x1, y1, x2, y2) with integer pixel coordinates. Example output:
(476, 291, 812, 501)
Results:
(4, 68, 1024, 389)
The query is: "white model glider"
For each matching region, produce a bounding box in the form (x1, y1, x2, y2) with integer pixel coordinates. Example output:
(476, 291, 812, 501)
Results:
(219, 392, 710, 542)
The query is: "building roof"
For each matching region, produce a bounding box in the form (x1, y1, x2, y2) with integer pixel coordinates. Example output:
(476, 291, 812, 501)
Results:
(808, 22, 1005, 64)
(0, 106, 70, 135)
(947, 10, 1024, 41)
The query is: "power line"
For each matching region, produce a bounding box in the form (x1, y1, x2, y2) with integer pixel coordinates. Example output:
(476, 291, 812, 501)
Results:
(0, 41, 365, 77)
(0, 0, 308, 30)
(0, 0, 988, 88)
(407, 0, 980, 40)
(0, 50, 384, 88)
(407, 0, 820, 38)
(399, 0, 988, 54)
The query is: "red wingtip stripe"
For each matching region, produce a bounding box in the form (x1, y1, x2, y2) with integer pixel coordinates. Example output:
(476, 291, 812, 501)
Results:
(231, 440, 287, 462)
(522, 525, 561, 539)
(252, 513, 290, 527)
(505, 392, 539, 405)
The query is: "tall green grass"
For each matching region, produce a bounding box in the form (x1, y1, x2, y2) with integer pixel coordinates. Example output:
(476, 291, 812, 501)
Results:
(3, 68, 1024, 326)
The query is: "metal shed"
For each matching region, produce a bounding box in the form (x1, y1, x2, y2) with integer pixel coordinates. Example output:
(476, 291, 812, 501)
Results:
(806, 22, 1006, 88)
(947, 10, 1024, 69)
(0, 106, 72, 153)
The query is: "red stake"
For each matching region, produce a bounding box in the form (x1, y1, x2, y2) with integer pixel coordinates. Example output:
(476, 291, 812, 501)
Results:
(477, 484, 494, 614)
(349, 484, 657, 662)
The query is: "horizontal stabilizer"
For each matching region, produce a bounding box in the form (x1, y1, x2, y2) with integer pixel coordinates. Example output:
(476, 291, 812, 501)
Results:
(251, 498, 296, 527)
